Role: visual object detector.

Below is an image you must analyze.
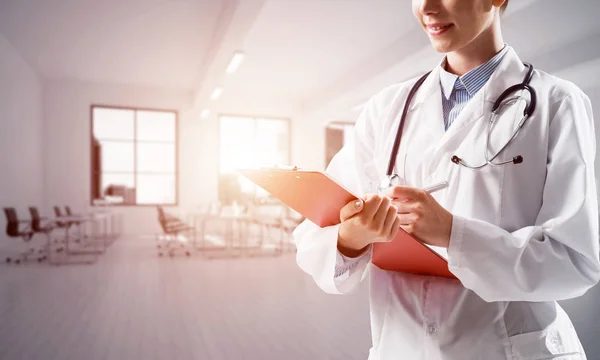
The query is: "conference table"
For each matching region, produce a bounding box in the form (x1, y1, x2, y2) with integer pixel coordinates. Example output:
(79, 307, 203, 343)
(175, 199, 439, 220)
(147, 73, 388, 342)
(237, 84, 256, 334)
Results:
(45, 211, 123, 264)
(187, 210, 288, 257)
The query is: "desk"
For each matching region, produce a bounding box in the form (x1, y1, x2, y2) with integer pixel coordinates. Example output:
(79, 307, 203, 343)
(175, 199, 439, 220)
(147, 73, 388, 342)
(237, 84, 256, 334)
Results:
(87, 211, 122, 244)
(188, 212, 286, 257)
(188, 213, 249, 257)
(49, 211, 121, 255)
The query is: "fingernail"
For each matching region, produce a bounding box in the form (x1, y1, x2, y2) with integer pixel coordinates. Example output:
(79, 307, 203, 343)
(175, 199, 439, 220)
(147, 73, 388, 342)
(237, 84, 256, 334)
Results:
(354, 200, 362, 208)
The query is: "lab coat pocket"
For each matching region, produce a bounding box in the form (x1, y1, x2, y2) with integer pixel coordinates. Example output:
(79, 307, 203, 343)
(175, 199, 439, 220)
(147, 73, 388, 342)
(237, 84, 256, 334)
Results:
(508, 327, 583, 360)
(443, 156, 506, 225)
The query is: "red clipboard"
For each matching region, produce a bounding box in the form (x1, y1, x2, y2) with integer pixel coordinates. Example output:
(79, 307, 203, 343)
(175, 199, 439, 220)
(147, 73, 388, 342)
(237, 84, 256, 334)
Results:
(238, 167, 456, 279)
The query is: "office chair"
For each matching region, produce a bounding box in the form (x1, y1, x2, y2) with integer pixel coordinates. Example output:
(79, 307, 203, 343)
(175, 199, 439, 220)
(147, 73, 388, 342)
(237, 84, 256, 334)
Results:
(63, 206, 104, 256)
(3, 207, 38, 264)
(29, 207, 65, 262)
(53, 206, 67, 223)
(64, 206, 78, 216)
(53, 206, 76, 241)
(63, 206, 85, 243)
(156, 206, 195, 257)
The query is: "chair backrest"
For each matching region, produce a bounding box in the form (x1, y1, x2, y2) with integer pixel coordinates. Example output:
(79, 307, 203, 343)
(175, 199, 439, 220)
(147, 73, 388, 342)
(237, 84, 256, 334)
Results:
(3, 207, 20, 237)
(156, 207, 168, 232)
(28, 207, 44, 232)
(65, 206, 72, 216)
(53, 206, 63, 217)
(51, 206, 68, 227)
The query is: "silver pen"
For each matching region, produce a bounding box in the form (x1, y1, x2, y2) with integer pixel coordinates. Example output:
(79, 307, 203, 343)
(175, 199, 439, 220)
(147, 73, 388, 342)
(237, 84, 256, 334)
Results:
(421, 181, 448, 194)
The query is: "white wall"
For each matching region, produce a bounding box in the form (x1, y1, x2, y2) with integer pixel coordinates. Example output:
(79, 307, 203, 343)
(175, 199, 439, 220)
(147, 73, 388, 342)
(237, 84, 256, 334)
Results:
(291, 114, 327, 171)
(0, 33, 44, 251)
(43, 80, 198, 235)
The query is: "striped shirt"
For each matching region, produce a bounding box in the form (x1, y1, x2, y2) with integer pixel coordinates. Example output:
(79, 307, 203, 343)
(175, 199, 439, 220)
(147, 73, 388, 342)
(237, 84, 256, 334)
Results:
(439, 45, 509, 130)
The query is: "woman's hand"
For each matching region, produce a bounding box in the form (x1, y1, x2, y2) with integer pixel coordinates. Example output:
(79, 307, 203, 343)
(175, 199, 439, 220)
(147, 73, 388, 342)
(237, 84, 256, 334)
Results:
(337, 194, 402, 257)
(383, 186, 453, 248)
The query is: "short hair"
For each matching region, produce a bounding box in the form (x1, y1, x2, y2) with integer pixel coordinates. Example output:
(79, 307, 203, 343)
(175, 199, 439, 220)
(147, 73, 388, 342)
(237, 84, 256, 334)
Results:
(501, 1, 509, 14)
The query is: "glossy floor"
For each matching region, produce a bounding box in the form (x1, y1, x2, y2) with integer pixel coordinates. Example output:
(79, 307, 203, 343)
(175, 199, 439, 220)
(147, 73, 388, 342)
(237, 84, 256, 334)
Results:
(0, 237, 371, 360)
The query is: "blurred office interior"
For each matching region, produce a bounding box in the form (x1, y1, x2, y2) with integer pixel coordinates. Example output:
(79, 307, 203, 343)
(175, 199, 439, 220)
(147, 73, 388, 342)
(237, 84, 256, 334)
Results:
(1, 0, 600, 359)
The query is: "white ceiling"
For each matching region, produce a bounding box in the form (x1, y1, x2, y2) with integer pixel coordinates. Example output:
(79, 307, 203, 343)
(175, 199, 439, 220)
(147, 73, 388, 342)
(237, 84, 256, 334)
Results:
(0, 0, 223, 90)
(218, 0, 413, 109)
(1, 0, 600, 121)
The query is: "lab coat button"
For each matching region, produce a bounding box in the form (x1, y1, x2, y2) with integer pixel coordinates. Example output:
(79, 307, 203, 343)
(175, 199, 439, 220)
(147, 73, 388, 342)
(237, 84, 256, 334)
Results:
(428, 324, 437, 334)
(546, 334, 561, 353)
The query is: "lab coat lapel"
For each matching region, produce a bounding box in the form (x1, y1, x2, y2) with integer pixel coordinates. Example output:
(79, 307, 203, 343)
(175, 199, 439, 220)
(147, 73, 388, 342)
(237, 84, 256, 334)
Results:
(378, 67, 444, 182)
(482, 47, 528, 109)
(398, 67, 445, 187)
(426, 47, 528, 174)
(432, 82, 485, 156)
(408, 66, 446, 141)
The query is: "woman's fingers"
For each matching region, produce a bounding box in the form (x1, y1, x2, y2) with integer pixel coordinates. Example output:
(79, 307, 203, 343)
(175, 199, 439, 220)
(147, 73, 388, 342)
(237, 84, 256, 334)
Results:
(340, 198, 364, 222)
(361, 194, 384, 222)
(382, 206, 398, 234)
(372, 196, 392, 229)
(388, 216, 402, 239)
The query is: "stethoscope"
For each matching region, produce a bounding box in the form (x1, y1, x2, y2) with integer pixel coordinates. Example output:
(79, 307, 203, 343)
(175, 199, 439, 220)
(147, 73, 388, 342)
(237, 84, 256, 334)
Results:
(380, 62, 537, 191)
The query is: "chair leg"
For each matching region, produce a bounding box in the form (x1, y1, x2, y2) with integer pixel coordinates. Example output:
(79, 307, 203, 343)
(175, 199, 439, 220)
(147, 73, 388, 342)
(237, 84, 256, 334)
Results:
(8, 247, 34, 264)
(45, 233, 56, 265)
(156, 233, 164, 257)
(48, 228, 67, 265)
(64, 227, 70, 253)
(5, 234, 49, 265)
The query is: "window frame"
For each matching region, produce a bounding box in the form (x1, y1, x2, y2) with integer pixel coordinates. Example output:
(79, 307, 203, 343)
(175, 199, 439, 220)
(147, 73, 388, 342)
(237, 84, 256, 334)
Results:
(89, 104, 179, 207)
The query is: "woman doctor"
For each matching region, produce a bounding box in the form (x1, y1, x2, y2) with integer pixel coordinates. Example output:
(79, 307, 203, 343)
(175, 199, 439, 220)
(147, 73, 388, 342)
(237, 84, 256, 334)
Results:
(293, 0, 600, 359)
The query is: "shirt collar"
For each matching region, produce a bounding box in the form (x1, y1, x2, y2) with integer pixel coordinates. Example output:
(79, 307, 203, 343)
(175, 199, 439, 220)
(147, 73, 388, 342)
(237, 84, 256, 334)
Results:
(439, 45, 509, 100)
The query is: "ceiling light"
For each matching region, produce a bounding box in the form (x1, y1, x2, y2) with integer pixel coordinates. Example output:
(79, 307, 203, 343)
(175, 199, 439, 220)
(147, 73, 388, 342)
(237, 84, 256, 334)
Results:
(323, 120, 355, 130)
(226, 51, 246, 74)
(210, 87, 223, 101)
(200, 109, 210, 118)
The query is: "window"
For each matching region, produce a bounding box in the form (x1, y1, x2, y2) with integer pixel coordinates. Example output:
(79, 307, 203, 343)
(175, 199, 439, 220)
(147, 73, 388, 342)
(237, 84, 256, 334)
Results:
(91, 105, 178, 206)
(219, 115, 290, 204)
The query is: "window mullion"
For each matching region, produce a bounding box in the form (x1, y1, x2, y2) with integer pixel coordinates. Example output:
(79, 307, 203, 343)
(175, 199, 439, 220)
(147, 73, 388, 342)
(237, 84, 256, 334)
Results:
(134, 110, 138, 205)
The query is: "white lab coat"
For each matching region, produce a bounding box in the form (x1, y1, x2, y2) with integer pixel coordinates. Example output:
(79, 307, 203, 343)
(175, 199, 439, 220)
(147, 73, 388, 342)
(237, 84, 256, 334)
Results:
(293, 47, 600, 360)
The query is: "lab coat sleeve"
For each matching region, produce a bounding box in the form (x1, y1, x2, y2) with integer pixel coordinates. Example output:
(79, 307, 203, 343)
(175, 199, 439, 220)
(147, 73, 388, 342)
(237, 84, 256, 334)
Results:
(447, 93, 600, 302)
(292, 95, 382, 295)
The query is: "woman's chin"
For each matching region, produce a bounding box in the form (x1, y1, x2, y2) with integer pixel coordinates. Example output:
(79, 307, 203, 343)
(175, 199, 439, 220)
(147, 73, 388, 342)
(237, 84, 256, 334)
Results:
(429, 40, 459, 54)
